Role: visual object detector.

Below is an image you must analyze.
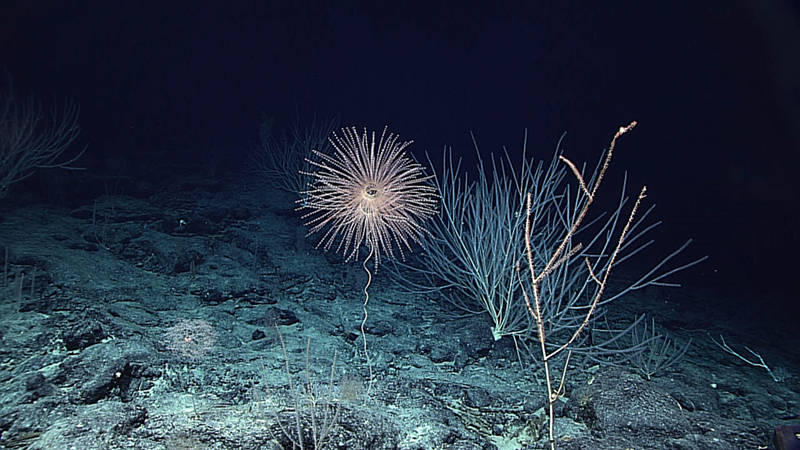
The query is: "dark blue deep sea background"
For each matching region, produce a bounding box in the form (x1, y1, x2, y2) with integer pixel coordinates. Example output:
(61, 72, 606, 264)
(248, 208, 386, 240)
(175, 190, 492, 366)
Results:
(1, 1, 798, 448)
